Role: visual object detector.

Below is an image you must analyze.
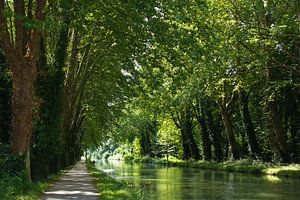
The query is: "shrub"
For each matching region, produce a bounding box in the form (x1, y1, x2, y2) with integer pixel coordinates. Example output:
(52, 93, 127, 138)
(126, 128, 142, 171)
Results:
(0, 143, 24, 177)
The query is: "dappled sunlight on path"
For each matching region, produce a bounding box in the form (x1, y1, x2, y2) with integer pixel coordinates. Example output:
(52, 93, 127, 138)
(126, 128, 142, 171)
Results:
(40, 160, 99, 200)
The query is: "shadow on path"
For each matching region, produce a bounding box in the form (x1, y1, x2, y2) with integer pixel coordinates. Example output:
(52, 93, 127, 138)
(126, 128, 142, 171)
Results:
(40, 160, 100, 200)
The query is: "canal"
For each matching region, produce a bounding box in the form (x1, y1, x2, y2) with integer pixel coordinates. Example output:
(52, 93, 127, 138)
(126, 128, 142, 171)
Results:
(96, 160, 300, 200)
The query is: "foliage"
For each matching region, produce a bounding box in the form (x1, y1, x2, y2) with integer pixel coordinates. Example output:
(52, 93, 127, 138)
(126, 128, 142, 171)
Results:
(100, 0, 300, 163)
(0, 0, 300, 187)
(132, 137, 142, 158)
(0, 144, 23, 177)
(0, 169, 62, 200)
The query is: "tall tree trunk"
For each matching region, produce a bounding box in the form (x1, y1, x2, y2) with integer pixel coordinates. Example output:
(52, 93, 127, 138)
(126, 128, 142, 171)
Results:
(239, 88, 260, 158)
(58, 28, 79, 167)
(219, 103, 239, 160)
(217, 80, 239, 160)
(194, 99, 212, 161)
(180, 129, 192, 160)
(0, 0, 46, 181)
(288, 88, 300, 163)
(198, 117, 212, 161)
(267, 100, 289, 162)
(265, 0, 290, 162)
(184, 106, 200, 160)
(171, 109, 191, 160)
(292, 93, 300, 163)
(10, 61, 35, 156)
(206, 110, 223, 161)
(292, 0, 300, 163)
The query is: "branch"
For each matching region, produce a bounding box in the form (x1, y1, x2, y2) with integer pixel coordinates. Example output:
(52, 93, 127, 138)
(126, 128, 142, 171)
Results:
(226, 91, 237, 108)
(237, 40, 259, 56)
(192, 99, 202, 123)
(246, 84, 256, 100)
(24, 0, 33, 45)
(0, 0, 13, 56)
(75, 35, 110, 51)
(13, 0, 25, 58)
(25, 0, 46, 72)
(170, 110, 181, 129)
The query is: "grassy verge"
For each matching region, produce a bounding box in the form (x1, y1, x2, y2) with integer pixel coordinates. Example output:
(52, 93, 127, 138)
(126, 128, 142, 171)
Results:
(0, 172, 63, 200)
(0, 165, 72, 200)
(131, 156, 300, 179)
(86, 161, 155, 200)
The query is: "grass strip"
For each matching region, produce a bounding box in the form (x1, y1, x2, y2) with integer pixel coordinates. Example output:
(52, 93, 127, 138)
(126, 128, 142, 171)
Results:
(0, 172, 64, 200)
(0, 163, 75, 200)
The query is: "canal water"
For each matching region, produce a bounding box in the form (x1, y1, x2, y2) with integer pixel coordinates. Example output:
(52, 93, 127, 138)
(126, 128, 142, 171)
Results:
(96, 160, 300, 200)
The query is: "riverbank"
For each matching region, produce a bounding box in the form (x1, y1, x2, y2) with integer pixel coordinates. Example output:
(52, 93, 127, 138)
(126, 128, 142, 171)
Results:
(128, 157, 300, 179)
(87, 161, 155, 200)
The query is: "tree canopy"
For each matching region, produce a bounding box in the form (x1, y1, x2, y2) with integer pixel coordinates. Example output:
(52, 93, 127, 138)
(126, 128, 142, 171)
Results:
(0, 0, 299, 182)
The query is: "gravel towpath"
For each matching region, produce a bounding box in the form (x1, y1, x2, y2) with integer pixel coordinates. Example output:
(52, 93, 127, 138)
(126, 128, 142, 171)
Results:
(39, 160, 100, 200)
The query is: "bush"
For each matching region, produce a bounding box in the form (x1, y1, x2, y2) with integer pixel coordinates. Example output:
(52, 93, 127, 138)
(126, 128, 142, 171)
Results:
(0, 171, 32, 199)
(0, 143, 24, 177)
(124, 154, 134, 162)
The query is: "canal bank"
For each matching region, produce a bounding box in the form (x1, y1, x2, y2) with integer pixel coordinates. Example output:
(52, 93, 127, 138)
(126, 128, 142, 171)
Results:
(128, 157, 300, 179)
(92, 159, 300, 200)
(87, 161, 155, 200)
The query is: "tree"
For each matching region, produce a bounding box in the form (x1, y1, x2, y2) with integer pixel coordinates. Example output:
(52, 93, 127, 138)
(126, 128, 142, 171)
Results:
(0, 0, 46, 180)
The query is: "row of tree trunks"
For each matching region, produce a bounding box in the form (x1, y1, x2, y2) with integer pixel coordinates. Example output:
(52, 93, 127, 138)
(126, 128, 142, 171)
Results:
(218, 80, 239, 160)
(239, 88, 260, 158)
(219, 103, 239, 160)
(198, 116, 212, 161)
(62, 28, 95, 167)
(184, 106, 200, 160)
(178, 122, 192, 160)
(194, 99, 212, 161)
(172, 109, 191, 160)
(140, 122, 154, 156)
(205, 109, 223, 161)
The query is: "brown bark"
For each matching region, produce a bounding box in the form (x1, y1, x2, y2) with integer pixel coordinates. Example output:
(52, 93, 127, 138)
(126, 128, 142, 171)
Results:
(218, 80, 239, 160)
(0, 0, 46, 180)
(10, 60, 35, 155)
(219, 103, 239, 160)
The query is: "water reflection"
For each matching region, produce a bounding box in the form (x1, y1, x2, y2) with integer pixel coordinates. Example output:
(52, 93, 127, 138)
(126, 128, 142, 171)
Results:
(96, 160, 300, 200)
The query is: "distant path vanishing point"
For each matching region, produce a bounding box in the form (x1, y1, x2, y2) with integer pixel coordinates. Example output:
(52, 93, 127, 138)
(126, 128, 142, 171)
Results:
(40, 160, 100, 200)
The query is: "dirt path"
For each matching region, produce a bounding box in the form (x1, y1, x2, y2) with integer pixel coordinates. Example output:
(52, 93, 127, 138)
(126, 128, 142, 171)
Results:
(39, 160, 100, 200)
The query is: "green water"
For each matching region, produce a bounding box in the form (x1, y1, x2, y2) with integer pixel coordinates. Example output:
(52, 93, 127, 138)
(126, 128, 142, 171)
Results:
(96, 160, 300, 200)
